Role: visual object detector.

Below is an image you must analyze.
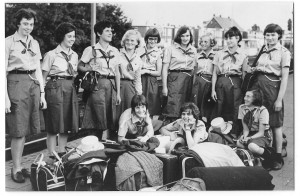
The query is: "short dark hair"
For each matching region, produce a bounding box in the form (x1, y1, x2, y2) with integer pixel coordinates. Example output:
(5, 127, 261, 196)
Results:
(55, 22, 76, 43)
(144, 28, 161, 43)
(14, 8, 37, 28)
(249, 89, 263, 107)
(94, 20, 113, 39)
(224, 26, 242, 43)
(264, 23, 283, 40)
(174, 26, 193, 45)
(179, 102, 200, 122)
(131, 94, 148, 113)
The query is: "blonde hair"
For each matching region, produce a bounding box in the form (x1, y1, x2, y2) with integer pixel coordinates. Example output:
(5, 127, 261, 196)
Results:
(199, 33, 217, 47)
(121, 29, 144, 49)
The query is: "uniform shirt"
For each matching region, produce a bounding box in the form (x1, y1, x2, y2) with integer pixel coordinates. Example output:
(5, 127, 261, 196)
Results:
(41, 44, 78, 76)
(80, 42, 121, 76)
(161, 119, 208, 143)
(256, 43, 291, 76)
(163, 43, 197, 70)
(118, 108, 152, 138)
(196, 50, 215, 75)
(119, 48, 143, 95)
(5, 31, 42, 71)
(238, 104, 270, 132)
(213, 47, 248, 75)
(140, 46, 162, 71)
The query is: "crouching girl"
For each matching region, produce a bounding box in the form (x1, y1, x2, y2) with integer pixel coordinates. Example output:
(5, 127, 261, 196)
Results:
(237, 89, 274, 164)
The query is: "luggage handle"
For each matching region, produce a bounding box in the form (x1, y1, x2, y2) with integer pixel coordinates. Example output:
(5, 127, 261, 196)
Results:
(52, 151, 64, 166)
(34, 153, 44, 169)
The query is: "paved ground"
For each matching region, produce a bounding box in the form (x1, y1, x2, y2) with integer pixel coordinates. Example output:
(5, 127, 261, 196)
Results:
(4, 74, 295, 191)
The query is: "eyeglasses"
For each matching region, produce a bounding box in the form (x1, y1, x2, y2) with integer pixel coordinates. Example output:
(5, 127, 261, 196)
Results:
(148, 37, 158, 42)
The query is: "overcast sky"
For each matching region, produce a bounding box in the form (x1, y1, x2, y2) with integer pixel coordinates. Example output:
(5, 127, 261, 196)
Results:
(114, 1, 293, 31)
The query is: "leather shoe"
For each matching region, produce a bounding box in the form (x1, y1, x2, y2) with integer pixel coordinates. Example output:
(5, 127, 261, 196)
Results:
(272, 159, 284, 170)
(11, 168, 25, 183)
(21, 168, 31, 178)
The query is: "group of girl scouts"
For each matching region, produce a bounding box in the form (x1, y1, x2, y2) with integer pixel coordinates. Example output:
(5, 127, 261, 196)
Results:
(6, 8, 291, 183)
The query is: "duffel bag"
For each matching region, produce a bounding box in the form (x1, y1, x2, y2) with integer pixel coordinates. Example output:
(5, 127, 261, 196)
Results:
(156, 177, 206, 191)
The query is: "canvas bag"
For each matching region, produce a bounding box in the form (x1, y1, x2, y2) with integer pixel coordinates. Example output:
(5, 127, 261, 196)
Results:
(156, 177, 206, 191)
(30, 151, 66, 191)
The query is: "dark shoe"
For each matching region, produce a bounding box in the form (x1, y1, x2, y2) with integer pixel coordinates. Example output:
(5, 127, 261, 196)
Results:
(272, 158, 284, 170)
(281, 147, 287, 157)
(282, 138, 287, 147)
(21, 168, 31, 178)
(11, 168, 25, 183)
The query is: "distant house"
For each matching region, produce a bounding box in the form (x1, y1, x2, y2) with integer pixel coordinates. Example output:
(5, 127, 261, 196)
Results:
(204, 15, 246, 48)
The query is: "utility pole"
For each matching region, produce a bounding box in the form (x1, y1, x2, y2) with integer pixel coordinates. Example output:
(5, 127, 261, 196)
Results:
(91, 3, 96, 45)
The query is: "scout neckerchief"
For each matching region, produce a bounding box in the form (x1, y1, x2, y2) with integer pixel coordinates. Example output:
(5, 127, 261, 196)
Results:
(19, 40, 36, 56)
(198, 52, 214, 60)
(223, 51, 238, 63)
(122, 52, 134, 72)
(60, 51, 75, 76)
(97, 48, 115, 69)
(243, 106, 266, 131)
(261, 48, 277, 60)
(178, 47, 194, 56)
(140, 46, 155, 61)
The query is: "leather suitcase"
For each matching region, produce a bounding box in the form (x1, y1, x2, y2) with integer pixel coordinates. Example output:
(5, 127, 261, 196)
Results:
(155, 153, 181, 184)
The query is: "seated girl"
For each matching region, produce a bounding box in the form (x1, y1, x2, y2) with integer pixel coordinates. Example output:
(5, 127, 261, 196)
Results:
(237, 89, 274, 162)
(117, 94, 154, 143)
(160, 102, 208, 149)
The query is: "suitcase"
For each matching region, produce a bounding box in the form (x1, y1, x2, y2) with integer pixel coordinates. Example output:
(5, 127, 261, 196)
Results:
(155, 153, 181, 184)
(180, 156, 201, 177)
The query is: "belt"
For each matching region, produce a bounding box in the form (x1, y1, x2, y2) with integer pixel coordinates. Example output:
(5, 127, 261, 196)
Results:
(218, 74, 241, 78)
(197, 73, 212, 78)
(98, 75, 115, 79)
(169, 69, 192, 73)
(50, 75, 73, 80)
(9, 69, 36, 74)
(256, 71, 279, 78)
(121, 78, 133, 81)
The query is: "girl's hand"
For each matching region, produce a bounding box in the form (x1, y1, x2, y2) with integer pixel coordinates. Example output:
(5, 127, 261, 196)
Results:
(40, 94, 47, 109)
(5, 96, 11, 113)
(274, 99, 282, 111)
(116, 94, 121, 105)
(162, 87, 168, 96)
(211, 90, 217, 102)
(170, 132, 178, 141)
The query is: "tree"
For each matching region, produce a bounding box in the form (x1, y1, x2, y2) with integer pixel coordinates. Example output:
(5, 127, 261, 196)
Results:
(5, 3, 132, 57)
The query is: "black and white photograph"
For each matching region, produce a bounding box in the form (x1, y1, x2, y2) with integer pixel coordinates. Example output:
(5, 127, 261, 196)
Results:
(2, 0, 296, 192)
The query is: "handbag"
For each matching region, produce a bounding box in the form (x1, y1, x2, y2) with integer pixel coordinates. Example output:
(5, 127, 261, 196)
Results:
(241, 45, 266, 94)
(80, 71, 98, 92)
(234, 148, 262, 167)
(156, 177, 206, 191)
(30, 151, 66, 191)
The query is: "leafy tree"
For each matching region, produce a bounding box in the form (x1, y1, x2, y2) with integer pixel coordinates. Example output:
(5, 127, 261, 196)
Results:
(5, 3, 132, 57)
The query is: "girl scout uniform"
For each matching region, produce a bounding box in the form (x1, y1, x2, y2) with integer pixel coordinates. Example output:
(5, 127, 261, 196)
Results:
(252, 43, 291, 128)
(6, 32, 42, 137)
(162, 43, 197, 118)
(41, 45, 79, 134)
(117, 48, 143, 119)
(212, 47, 248, 135)
(192, 50, 215, 124)
(80, 43, 121, 131)
(140, 46, 162, 116)
(238, 104, 272, 147)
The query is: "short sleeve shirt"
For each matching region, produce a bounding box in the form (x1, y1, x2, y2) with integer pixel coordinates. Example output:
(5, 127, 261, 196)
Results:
(80, 42, 121, 76)
(213, 47, 248, 75)
(238, 104, 270, 132)
(162, 43, 197, 70)
(140, 46, 162, 71)
(256, 43, 291, 76)
(118, 108, 152, 138)
(41, 45, 78, 76)
(119, 48, 143, 94)
(196, 50, 215, 75)
(161, 119, 208, 143)
(6, 32, 42, 71)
